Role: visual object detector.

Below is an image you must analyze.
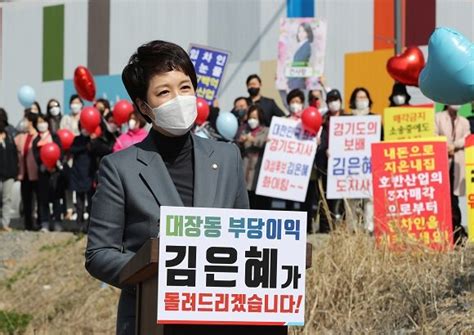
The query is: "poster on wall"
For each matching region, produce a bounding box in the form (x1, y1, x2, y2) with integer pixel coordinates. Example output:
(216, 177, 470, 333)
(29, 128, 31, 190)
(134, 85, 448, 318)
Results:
(276, 18, 327, 92)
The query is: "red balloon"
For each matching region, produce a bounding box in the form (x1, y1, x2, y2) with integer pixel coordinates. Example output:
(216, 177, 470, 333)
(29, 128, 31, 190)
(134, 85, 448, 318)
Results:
(195, 97, 210, 126)
(113, 100, 134, 125)
(386, 47, 425, 87)
(301, 107, 322, 135)
(40, 143, 61, 170)
(56, 129, 75, 150)
(93, 125, 102, 138)
(80, 106, 101, 133)
(74, 66, 96, 101)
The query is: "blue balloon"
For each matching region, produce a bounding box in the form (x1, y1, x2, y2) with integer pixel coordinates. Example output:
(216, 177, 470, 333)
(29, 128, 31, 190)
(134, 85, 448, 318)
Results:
(216, 112, 238, 141)
(419, 27, 474, 105)
(17, 85, 36, 108)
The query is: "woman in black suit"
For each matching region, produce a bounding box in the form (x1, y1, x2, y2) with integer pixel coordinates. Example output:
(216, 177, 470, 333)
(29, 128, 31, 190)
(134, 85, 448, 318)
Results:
(288, 22, 314, 90)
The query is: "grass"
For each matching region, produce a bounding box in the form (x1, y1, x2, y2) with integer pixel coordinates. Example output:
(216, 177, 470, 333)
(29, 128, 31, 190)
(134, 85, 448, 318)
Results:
(0, 227, 472, 334)
(0, 310, 32, 335)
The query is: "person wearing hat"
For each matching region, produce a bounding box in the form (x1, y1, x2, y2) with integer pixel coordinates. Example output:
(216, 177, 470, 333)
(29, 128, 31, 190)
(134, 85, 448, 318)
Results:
(388, 83, 411, 107)
(314, 89, 345, 233)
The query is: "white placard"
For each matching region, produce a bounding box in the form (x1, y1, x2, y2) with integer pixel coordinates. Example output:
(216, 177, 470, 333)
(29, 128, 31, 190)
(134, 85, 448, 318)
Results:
(327, 115, 381, 199)
(157, 206, 307, 326)
(256, 117, 317, 202)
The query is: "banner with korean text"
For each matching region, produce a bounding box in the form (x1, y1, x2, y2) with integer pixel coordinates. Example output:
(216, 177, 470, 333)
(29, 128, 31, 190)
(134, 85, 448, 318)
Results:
(371, 138, 453, 250)
(255, 117, 317, 202)
(157, 206, 307, 326)
(383, 107, 435, 141)
(327, 115, 382, 199)
(189, 44, 230, 105)
(466, 135, 474, 242)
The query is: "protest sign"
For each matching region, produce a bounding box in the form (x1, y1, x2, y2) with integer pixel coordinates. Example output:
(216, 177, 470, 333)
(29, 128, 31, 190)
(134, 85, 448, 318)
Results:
(189, 44, 230, 105)
(327, 115, 382, 199)
(255, 117, 317, 202)
(371, 138, 453, 249)
(465, 134, 474, 242)
(383, 107, 435, 141)
(276, 18, 327, 91)
(157, 206, 307, 326)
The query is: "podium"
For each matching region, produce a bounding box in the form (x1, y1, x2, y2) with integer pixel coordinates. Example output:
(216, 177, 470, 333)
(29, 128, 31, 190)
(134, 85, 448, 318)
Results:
(119, 238, 312, 335)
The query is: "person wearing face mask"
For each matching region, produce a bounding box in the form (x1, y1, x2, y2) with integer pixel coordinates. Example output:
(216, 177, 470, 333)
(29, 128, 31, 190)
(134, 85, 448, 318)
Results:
(238, 105, 271, 210)
(60, 94, 83, 136)
(388, 83, 411, 107)
(86, 40, 249, 334)
(435, 105, 470, 244)
(286, 89, 305, 119)
(112, 110, 148, 152)
(246, 74, 285, 127)
(315, 89, 345, 233)
(30, 101, 42, 115)
(32, 114, 64, 232)
(232, 97, 250, 126)
(46, 99, 63, 134)
(15, 111, 40, 230)
(69, 124, 95, 233)
(345, 88, 377, 232)
(0, 110, 18, 232)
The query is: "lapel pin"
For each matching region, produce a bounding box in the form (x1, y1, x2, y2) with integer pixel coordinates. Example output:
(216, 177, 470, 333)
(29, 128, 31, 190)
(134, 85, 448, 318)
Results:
(212, 163, 218, 170)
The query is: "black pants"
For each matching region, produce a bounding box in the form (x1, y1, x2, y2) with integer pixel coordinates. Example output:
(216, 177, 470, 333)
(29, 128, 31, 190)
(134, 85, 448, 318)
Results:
(248, 190, 272, 210)
(450, 161, 467, 244)
(21, 180, 39, 230)
(38, 172, 63, 229)
(76, 190, 93, 231)
(317, 174, 344, 233)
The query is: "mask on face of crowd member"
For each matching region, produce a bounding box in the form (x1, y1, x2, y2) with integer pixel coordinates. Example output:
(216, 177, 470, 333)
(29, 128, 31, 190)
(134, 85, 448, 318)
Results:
(247, 118, 259, 130)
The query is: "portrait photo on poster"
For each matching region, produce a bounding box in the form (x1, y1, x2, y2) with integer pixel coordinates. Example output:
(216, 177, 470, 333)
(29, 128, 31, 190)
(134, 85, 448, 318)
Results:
(276, 18, 327, 92)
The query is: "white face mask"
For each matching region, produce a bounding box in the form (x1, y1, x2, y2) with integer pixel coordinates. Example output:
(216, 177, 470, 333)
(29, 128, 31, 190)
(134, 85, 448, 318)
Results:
(354, 100, 370, 115)
(148, 95, 197, 136)
(71, 103, 82, 114)
(49, 106, 61, 116)
(248, 118, 259, 130)
(37, 122, 49, 133)
(328, 100, 341, 113)
(128, 119, 137, 130)
(81, 128, 90, 137)
(450, 105, 461, 111)
(393, 95, 406, 106)
(289, 103, 303, 114)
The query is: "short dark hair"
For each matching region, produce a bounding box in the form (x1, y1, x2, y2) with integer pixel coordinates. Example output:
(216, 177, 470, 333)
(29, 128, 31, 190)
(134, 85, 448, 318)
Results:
(234, 96, 249, 106)
(286, 89, 305, 105)
(247, 105, 266, 125)
(95, 98, 111, 111)
(0, 108, 8, 124)
(297, 22, 314, 43)
(349, 87, 373, 110)
(308, 89, 323, 105)
(69, 94, 83, 105)
(246, 74, 261, 86)
(122, 40, 198, 110)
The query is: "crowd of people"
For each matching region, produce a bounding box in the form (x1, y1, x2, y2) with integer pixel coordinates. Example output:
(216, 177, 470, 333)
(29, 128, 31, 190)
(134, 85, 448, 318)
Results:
(0, 74, 473, 240)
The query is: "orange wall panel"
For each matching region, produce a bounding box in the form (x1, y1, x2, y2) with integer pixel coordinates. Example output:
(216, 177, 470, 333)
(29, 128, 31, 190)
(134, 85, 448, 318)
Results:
(374, 0, 395, 50)
(344, 49, 394, 115)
